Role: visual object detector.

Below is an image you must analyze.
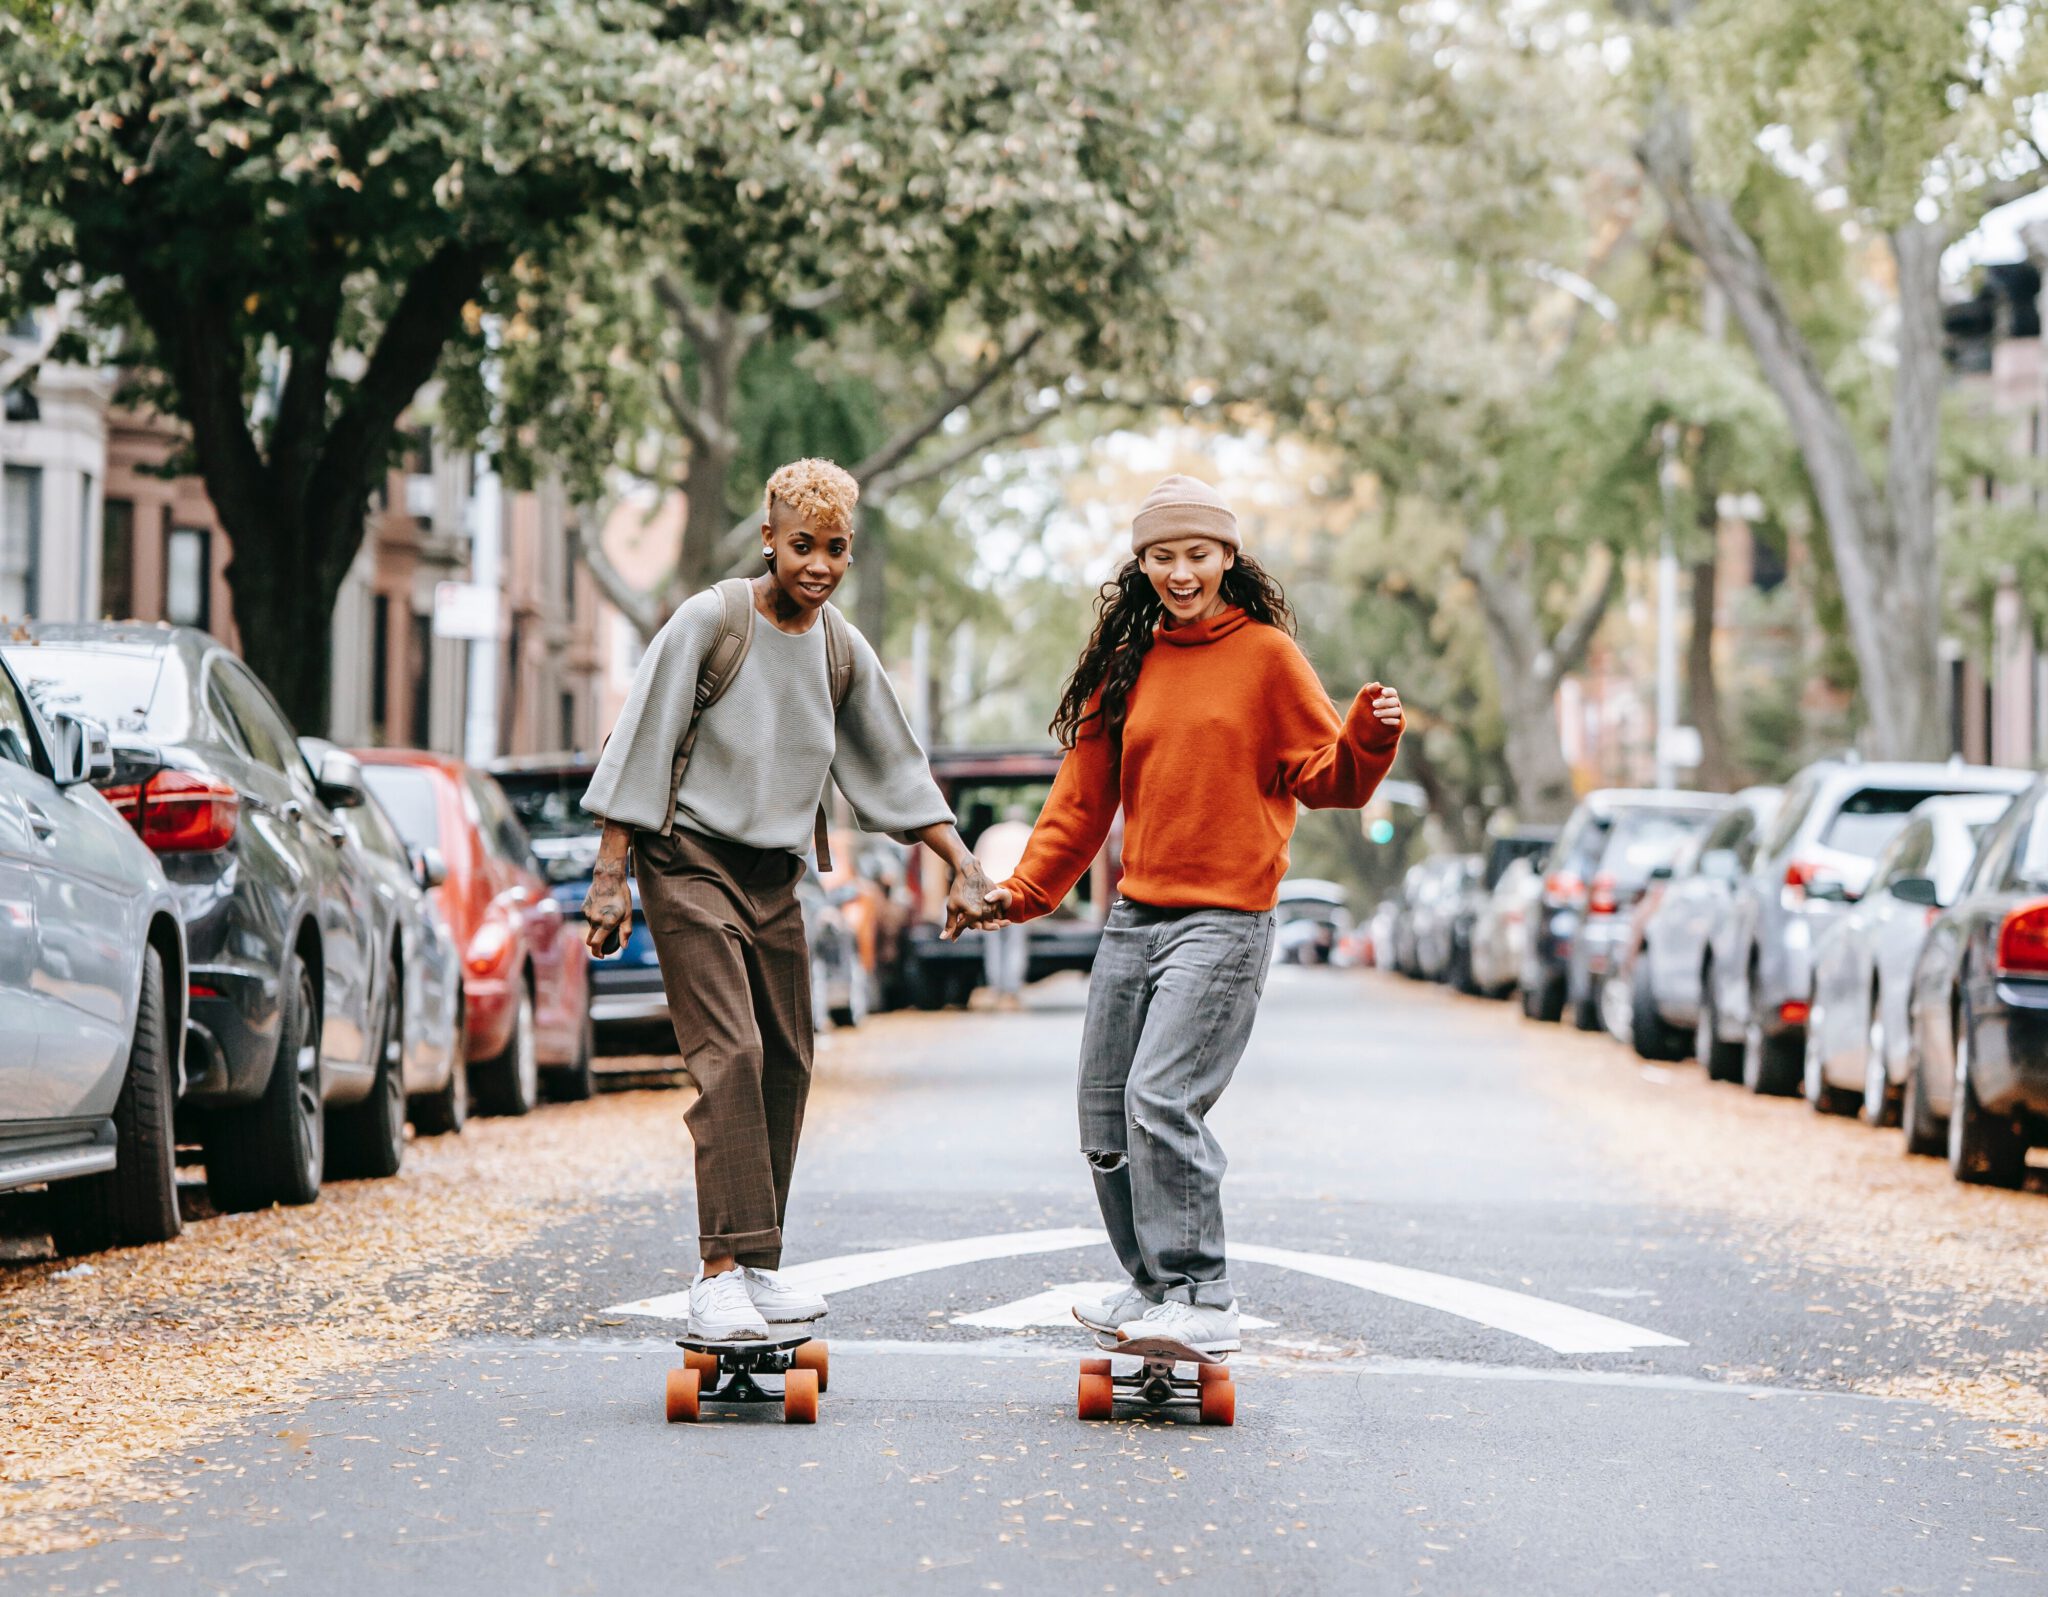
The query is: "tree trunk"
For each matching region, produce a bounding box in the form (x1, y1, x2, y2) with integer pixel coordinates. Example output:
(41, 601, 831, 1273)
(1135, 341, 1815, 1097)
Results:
(219, 488, 360, 734)
(1637, 105, 1944, 759)
(1685, 553, 1735, 791)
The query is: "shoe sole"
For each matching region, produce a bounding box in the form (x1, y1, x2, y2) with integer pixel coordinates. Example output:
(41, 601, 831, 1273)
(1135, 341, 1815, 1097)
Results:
(686, 1319, 770, 1341)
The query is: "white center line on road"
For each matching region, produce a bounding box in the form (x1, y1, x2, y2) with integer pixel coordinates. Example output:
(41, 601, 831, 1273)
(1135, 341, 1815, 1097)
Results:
(602, 1228, 1685, 1355)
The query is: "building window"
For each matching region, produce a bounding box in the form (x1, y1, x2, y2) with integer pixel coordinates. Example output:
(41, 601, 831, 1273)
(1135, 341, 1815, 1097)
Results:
(3, 386, 38, 423)
(370, 593, 391, 745)
(410, 613, 433, 748)
(559, 689, 576, 752)
(101, 498, 135, 619)
(164, 525, 211, 629)
(1, 465, 42, 618)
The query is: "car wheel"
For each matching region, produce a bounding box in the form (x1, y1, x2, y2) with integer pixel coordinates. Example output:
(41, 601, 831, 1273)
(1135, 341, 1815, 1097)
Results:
(410, 1008, 469, 1137)
(474, 986, 540, 1117)
(1901, 1012, 1946, 1157)
(1696, 961, 1742, 1082)
(327, 973, 407, 1180)
(546, 1004, 597, 1103)
(1859, 1007, 1898, 1128)
(47, 947, 181, 1255)
(1570, 976, 1602, 1033)
(1801, 1000, 1858, 1116)
(832, 963, 870, 1030)
(1741, 966, 1801, 1096)
(1523, 970, 1565, 1024)
(1947, 1017, 2026, 1188)
(1629, 957, 1685, 1061)
(206, 951, 324, 1211)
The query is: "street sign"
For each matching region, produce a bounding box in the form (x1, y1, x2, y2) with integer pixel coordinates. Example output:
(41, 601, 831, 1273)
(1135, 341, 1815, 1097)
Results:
(432, 580, 499, 641)
(1658, 725, 1703, 770)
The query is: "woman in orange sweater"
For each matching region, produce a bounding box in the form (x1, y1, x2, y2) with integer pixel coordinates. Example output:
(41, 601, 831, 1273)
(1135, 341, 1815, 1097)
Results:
(981, 474, 1403, 1353)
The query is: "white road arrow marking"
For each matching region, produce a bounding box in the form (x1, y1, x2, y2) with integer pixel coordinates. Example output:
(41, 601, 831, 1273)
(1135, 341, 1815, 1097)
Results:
(951, 1283, 1277, 1332)
(602, 1227, 1685, 1355)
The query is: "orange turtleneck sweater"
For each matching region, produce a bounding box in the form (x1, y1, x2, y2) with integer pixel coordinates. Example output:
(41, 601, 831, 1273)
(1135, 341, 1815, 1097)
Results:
(1001, 607, 1403, 920)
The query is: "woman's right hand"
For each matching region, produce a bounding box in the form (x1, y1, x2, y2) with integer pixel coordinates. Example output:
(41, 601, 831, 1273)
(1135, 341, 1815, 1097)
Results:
(976, 885, 1015, 929)
(583, 861, 631, 958)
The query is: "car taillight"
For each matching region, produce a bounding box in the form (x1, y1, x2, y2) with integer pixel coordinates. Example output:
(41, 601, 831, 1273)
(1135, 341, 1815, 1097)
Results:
(1587, 874, 1619, 916)
(105, 770, 240, 852)
(1781, 860, 1832, 908)
(466, 913, 513, 978)
(1544, 871, 1583, 905)
(1779, 999, 1810, 1027)
(1995, 899, 2048, 976)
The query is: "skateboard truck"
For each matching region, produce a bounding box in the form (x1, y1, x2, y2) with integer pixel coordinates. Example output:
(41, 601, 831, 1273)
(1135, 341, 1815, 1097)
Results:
(1077, 1332, 1236, 1426)
(665, 1332, 827, 1425)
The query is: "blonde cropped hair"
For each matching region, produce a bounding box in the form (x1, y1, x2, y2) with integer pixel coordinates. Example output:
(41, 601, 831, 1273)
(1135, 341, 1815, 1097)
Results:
(764, 457, 859, 536)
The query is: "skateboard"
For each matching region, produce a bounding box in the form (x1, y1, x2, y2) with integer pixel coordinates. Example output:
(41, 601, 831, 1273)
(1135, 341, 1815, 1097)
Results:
(1077, 1331, 1236, 1426)
(665, 1330, 828, 1424)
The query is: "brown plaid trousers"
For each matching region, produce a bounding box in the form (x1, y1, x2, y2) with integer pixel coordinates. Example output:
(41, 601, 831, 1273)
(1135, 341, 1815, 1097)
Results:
(633, 826, 814, 1267)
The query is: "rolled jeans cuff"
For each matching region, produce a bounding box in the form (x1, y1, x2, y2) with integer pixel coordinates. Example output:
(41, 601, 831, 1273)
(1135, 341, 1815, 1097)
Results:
(1160, 1277, 1234, 1309)
(703, 1225, 782, 1269)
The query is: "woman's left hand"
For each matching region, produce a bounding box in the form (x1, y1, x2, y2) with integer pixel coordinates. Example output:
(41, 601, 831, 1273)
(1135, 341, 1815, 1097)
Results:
(1370, 684, 1403, 727)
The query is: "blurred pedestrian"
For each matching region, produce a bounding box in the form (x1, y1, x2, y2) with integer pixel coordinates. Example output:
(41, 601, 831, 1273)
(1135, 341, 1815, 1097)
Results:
(580, 458, 993, 1342)
(972, 474, 1403, 1354)
(974, 805, 1035, 1009)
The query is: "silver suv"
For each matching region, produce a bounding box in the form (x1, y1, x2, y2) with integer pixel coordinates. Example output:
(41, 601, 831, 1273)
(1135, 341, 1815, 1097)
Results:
(1710, 758, 2033, 1096)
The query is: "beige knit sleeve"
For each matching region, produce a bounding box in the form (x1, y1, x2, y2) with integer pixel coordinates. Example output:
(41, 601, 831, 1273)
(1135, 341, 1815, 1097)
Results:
(827, 625, 955, 842)
(579, 592, 718, 832)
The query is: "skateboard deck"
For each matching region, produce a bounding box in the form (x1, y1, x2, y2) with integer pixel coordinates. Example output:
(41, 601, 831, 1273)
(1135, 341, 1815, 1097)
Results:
(1077, 1331, 1236, 1425)
(665, 1329, 827, 1424)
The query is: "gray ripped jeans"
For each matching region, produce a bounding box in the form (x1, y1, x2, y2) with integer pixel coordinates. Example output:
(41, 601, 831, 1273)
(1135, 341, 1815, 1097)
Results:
(1080, 898, 1276, 1308)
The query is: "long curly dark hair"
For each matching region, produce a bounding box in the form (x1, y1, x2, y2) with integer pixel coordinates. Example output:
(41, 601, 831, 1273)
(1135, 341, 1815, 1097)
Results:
(1049, 553, 1296, 750)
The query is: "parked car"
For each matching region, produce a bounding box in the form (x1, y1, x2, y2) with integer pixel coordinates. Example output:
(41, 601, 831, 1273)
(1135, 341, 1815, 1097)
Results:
(1900, 774, 2048, 1185)
(1449, 832, 1554, 994)
(799, 869, 868, 1028)
(1708, 758, 2033, 1097)
(0, 656, 190, 1255)
(1367, 897, 1402, 972)
(1388, 862, 1429, 977)
(5, 624, 398, 1213)
(1521, 790, 1723, 1026)
(307, 740, 468, 1135)
(488, 755, 671, 1048)
(1411, 855, 1480, 983)
(358, 753, 593, 1110)
(1565, 797, 1727, 1032)
(889, 747, 1112, 1010)
(1621, 787, 1783, 1066)
(1275, 878, 1352, 967)
(1470, 853, 1546, 998)
(1803, 793, 2012, 1124)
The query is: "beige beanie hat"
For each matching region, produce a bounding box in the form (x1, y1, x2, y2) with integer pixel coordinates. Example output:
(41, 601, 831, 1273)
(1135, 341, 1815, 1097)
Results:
(1131, 473, 1239, 554)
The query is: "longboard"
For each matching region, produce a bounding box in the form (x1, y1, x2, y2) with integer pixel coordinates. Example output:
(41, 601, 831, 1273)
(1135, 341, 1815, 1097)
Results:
(665, 1329, 827, 1424)
(1077, 1329, 1236, 1425)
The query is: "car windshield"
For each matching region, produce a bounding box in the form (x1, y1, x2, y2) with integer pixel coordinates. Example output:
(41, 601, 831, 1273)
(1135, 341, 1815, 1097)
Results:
(1595, 811, 1717, 887)
(361, 765, 443, 852)
(1821, 787, 1964, 858)
(0, 643, 190, 739)
(492, 769, 597, 843)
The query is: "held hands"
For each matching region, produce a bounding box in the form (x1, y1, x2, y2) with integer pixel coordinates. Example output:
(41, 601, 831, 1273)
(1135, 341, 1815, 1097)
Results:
(941, 854, 997, 941)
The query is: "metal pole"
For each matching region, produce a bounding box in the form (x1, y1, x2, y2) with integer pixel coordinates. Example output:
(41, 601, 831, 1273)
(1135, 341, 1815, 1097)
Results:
(464, 321, 504, 767)
(1654, 422, 1682, 790)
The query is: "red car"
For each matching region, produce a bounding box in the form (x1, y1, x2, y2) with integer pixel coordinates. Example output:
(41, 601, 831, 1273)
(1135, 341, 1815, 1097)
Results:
(356, 752, 592, 1111)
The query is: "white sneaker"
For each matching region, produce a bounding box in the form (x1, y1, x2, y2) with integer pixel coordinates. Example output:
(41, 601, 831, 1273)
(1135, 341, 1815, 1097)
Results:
(1115, 1297, 1240, 1353)
(1072, 1284, 1152, 1335)
(744, 1266, 827, 1323)
(687, 1267, 769, 1341)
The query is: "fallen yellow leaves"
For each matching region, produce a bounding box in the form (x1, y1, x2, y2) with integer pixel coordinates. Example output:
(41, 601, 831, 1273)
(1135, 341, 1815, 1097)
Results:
(0, 1081, 693, 1560)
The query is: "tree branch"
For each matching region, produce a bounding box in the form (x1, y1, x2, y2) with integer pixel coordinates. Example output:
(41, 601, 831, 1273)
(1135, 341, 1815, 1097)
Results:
(0, 290, 78, 392)
(570, 500, 665, 641)
(848, 325, 1044, 486)
(865, 410, 1049, 500)
(1548, 548, 1621, 682)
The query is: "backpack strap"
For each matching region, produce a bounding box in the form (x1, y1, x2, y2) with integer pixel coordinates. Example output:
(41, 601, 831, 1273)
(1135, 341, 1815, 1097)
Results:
(812, 604, 857, 871)
(662, 578, 755, 836)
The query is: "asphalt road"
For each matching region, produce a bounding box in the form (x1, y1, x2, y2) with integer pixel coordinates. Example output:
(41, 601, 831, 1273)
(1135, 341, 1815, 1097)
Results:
(8, 965, 2048, 1596)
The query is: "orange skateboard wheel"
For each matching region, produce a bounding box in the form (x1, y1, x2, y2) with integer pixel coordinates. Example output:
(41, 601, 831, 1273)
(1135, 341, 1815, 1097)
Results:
(783, 1366, 820, 1424)
(1077, 1370, 1115, 1421)
(792, 1340, 829, 1394)
(1198, 1378, 1236, 1427)
(683, 1349, 718, 1378)
(1080, 1357, 1113, 1378)
(1197, 1362, 1230, 1386)
(665, 1366, 701, 1424)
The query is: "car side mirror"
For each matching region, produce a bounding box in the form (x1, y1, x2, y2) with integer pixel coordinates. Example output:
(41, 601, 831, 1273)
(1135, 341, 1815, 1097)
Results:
(48, 711, 114, 788)
(1805, 876, 1852, 903)
(1889, 875, 1939, 908)
(314, 748, 366, 810)
(1649, 863, 1675, 882)
(411, 846, 448, 890)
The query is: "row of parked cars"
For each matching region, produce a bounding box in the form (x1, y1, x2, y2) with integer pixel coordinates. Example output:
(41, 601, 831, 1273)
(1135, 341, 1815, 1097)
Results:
(0, 622, 596, 1259)
(1378, 755, 2048, 1189)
